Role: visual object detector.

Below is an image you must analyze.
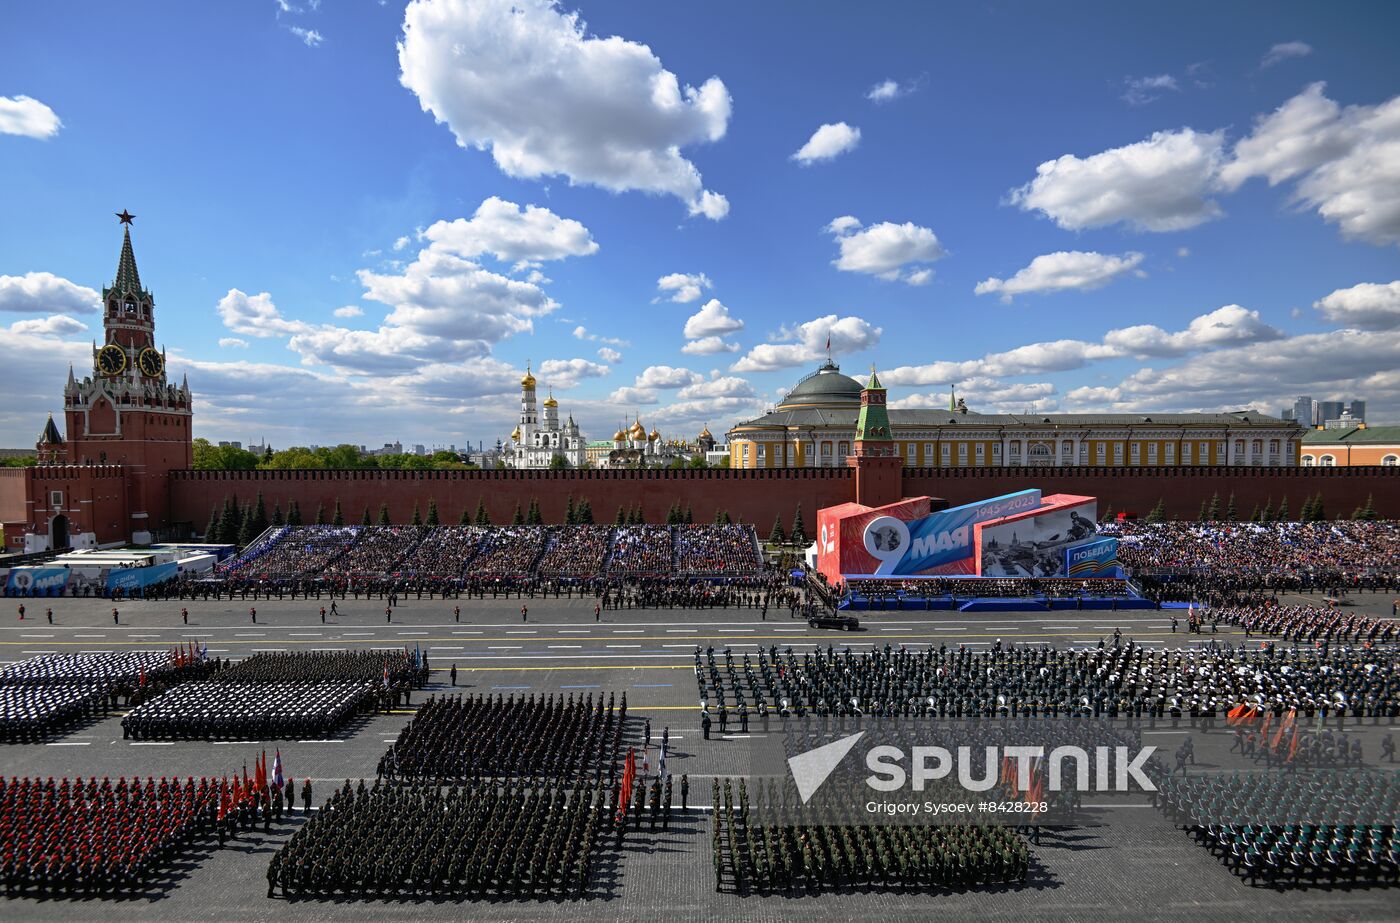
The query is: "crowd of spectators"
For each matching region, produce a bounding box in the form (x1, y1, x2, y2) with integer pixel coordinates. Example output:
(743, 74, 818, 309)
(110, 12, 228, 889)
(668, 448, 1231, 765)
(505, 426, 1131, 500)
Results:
(537, 527, 612, 577)
(217, 527, 359, 581)
(323, 526, 427, 580)
(1106, 521, 1400, 579)
(608, 526, 674, 575)
(395, 526, 483, 579)
(675, 524, 761, 575)
(468, 526, 549, 577)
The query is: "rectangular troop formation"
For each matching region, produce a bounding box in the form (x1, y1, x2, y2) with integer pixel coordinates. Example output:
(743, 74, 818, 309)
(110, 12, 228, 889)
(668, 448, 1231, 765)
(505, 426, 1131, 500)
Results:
(711, 777, 1029, 893)
(0, 765, 269, 897)
(0, 652, 207, 743)
(270, 692, 636, 901)
(121, 650, 427, 741)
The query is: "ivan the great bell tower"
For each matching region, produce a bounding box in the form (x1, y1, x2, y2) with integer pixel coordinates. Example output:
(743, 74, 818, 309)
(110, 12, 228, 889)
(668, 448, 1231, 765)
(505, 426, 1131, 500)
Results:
(62, 211, 193, 542)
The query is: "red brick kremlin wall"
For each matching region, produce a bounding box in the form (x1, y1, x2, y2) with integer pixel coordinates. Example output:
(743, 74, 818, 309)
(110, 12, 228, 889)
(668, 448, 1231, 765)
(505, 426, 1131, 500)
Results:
(168, 465, 1398, 530)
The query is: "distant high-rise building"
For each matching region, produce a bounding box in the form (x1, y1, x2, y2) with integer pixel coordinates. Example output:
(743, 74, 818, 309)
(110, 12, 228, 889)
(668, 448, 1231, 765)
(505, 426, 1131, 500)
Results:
(1293, 396, 1316, 426)
(1318, 401, 1345, 425)
(412, 444, 426, 456)
(1349, 400, 1366, 422)
(1280, 408, 1295, 421)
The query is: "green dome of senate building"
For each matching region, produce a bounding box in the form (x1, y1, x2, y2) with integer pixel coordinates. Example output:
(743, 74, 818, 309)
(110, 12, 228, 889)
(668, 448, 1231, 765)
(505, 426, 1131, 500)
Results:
(775, 361, 863, 410)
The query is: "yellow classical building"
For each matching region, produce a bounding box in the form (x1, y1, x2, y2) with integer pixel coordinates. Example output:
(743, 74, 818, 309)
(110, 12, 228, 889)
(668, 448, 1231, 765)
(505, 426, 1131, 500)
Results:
(726, 361, 1304, 469)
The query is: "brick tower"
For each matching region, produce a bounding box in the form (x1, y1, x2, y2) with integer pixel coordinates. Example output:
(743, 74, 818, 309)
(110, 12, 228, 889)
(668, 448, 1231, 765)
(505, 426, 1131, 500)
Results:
(62, 211, 193, 542)
(847, 367, 903, 508)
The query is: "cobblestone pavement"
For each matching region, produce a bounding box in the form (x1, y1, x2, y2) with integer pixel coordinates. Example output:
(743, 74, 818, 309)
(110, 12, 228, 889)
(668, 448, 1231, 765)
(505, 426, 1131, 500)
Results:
(0, 592, 1395, 921)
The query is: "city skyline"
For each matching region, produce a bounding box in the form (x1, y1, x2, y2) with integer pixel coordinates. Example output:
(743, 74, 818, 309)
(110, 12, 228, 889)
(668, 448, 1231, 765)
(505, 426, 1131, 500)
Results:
(2, 0, 1399, 451)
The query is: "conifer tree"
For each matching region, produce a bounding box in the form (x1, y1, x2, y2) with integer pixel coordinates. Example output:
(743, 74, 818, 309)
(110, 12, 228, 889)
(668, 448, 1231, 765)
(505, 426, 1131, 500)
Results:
(769, 515, 786, 544)
(314, 502, 326, 526)
(790, 503, 807, 544)
(1276, 496, 1290, 521)
(615, 505, 627, 526)
(1145, 499, 1166, 523)
(426, 498, 439, 526)
(474, 498, 490, 526)
(287, 500, 302, 526)
(577, 498, 593, 525)
(411, 501, 422, 526)
(565, 496, 576, 525)
(204, 504, 222, 543)
(237, 504, 254, 546)
(1206, 492, 1221, 521)
(459, 505, 471, 525)
(1224, 492, 1237, 522)
(1260, 497, 1274, 523)
(683, 503, 693, 524)
(271, 500, 284, 527)
(362, 505, 372, 527)
(512, 501, 525, 525)
(332, 499, 344, 527)
(378, 503, 391, 526)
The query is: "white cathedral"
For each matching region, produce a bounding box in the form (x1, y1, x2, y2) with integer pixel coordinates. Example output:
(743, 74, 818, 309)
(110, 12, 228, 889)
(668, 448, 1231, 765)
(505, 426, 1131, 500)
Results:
(500, 365, 588, 469)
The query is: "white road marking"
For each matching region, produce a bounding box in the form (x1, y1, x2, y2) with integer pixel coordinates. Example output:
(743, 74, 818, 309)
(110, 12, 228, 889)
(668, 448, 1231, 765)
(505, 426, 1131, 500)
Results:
(607, 644, 641, 649)
(549, 645, 582, 649)
(47, 742, 90, 747)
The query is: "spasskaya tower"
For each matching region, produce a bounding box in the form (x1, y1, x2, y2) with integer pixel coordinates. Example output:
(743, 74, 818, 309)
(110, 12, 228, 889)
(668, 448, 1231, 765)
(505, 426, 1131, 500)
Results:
(62, 210, 193, 543)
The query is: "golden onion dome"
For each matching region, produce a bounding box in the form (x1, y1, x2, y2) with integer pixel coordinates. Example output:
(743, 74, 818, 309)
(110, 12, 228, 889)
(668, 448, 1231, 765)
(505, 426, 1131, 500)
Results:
(699, 424, 712, 438)
(613, 428, 627, 441)
(510, 425, 522, 441)
(520, 363, 536, 388)
(649, 427, 661, 441)
(542, 391, 558, 408)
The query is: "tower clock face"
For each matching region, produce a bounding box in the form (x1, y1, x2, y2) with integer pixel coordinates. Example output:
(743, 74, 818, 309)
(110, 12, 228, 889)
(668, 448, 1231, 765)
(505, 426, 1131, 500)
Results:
(137, 347, 164, 378)
(96, 344, 127, 377)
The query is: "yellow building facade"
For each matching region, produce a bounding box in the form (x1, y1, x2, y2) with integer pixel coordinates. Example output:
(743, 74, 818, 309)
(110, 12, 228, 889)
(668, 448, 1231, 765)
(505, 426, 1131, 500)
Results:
(726, 362, 1304, 469)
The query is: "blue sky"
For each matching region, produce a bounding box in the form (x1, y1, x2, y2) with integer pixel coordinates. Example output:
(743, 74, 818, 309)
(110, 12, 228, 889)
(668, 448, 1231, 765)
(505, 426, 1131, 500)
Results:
(2, 0, 1398, 450)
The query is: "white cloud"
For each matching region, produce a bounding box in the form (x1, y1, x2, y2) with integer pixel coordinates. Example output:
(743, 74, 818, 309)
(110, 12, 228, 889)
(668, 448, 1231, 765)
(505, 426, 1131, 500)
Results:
(0, 95, 61, 139)
(332, 305, 364, 318)
(1261, 41, 1313, 68)
(1066, 329, 1400, 418)
(1314, 281, 1400, 330)
(287, 25, 324, 46)
(218, 289, 312, 338)
(597, 346, 623, 364)
(1222, 84, 1400, 246)
(571, 324, 628, 346)
(974, 251, 1145, 301)
(0, 272, 100, 315)
(537, 357, 609, 388)
(9, 315, 86, 337)
(1122, 74, 1178, 106)
(1217, 83, 1351, 190)
(681, 335, 739, 355)
(655, 271, 712, 303)
(398, 0, 731, 219)
(730, 314, 881, 373)
(393, 236, 411, 251)
(825, 216, 945, 284)
(634, 365, 703, 389)
(894, 378, 1058, 413)
(608, 386, 660, 406)
(423, 196, 598, 262)
(218, 337, 249, 349)
(866, 79, 900, 103)
(1010, 128, 1226, 231)
(683, 298, 744, 338)
(883, 304, 1281, 385)
(676, 376, 754, 400)
(1102, 304, 1283, 356)
(792, 122, 861, 164)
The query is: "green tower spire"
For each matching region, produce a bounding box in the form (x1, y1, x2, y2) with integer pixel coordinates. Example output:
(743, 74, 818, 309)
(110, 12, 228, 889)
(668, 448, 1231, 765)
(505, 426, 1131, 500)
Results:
(113, 226, 142, 296)
(855, 365, 892, 445)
